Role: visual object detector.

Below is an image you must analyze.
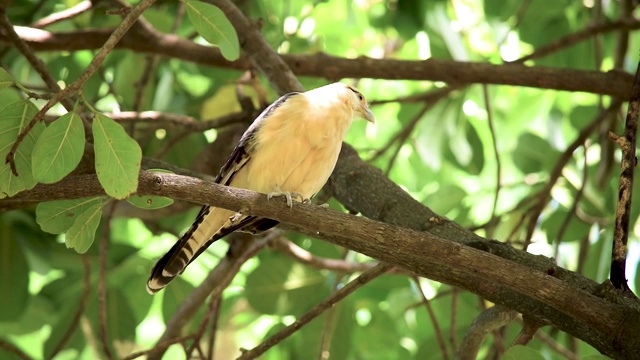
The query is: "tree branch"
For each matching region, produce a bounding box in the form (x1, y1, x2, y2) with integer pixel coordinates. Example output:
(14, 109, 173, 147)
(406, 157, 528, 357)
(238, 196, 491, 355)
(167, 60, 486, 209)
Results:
(6, 170, 640, 358)
(2, 26, 633, 98)
(609, 58, 640, 292)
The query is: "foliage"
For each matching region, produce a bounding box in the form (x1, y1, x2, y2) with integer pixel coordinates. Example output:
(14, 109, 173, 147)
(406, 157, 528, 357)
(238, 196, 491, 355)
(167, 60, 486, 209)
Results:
(0, 0, 637, 359)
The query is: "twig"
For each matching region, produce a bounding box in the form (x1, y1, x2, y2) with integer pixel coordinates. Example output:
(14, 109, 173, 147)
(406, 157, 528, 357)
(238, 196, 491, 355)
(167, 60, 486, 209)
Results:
(207, 296, 222, 360)
(449, 288, 459, 352)
(457, 305, 517, 360)
(237, 263, 392, 359)
(609, 59, 640, 292)
(4, 0, 158, 175)
(122, 334, 195, 360)
(31, 0, 93, 28)
(413, 277, 450, 360)
(554, 143, 589, 259)
(512, 315, 545, 346)
(98, 202, 117, 359)
(317, 251, 349, 360)
(272, 237, 378, 273)
(522, 99, 623, 249)
(515, 18, 640, 64)
(109, 110, 251, 131)
(185, 294, 222, 359)
(368, 86, 455, 162)
(46, 255, 92, 360)
(533, 328, 579, 360)
(483, 84, 501, 238)
(0, 338, 32, 360)
(369, 85, 462, 106)
(0, 8, 76, 134)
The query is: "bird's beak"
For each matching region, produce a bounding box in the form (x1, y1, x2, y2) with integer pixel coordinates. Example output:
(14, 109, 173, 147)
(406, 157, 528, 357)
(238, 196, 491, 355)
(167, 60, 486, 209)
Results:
(359, 106, 376, 124)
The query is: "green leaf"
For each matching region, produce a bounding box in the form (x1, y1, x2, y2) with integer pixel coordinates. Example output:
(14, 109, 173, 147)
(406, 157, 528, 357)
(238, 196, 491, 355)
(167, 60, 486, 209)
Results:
(92, 113, 142, 200)
(32, 111, 85, 184)
(127, 169, 174, 209)
(512, 133, 557, 174)
(36, 197, 105, 234)
(184, 0, 240, 61)
(0, 67, 15, 90)
(0, 100, 45, 198)
(65, 203, 103, 253)
(0, 220, 30, 321)
(245, 253, 329, 315)
(503, 345, 545, 360)
(127, 194, 174, 209)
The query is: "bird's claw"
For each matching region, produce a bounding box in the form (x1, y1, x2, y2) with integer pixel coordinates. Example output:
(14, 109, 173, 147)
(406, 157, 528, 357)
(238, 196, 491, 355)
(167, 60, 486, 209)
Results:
(267, 190, 303, 209)
(229, 207, 248, 223)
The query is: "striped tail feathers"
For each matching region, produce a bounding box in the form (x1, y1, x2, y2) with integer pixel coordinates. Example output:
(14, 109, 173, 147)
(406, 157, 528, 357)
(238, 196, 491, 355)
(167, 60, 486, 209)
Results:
(147, 206, 231, 294)
(146, 206, 273, 294)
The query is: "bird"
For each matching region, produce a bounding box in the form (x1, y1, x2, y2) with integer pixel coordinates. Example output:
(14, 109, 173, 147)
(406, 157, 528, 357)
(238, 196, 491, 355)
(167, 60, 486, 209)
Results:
(146, 82, 375, 294)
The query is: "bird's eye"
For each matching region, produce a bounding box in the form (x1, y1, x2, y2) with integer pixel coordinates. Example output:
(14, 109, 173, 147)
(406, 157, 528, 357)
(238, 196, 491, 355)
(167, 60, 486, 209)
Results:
(358, 93, 364, 101)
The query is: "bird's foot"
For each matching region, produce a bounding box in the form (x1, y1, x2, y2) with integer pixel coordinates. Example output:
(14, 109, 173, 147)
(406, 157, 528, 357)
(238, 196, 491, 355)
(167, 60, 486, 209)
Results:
(267, 190, 303, 209)
(318, 203, 330, 208)
(229, 208, 248, 224)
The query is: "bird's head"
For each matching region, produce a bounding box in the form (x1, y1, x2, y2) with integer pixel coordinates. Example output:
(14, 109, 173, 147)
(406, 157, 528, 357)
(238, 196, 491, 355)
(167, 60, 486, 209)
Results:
(308, 83, 375, 124)
(344, 84, 376, 124)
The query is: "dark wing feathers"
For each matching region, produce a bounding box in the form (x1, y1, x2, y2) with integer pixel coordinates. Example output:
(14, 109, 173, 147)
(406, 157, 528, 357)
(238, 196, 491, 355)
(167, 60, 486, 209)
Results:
(147, 92, 299, 293)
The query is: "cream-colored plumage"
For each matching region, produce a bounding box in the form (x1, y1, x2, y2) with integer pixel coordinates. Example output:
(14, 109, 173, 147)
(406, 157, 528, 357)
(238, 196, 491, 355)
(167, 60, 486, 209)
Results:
(147, 83, 375, 293)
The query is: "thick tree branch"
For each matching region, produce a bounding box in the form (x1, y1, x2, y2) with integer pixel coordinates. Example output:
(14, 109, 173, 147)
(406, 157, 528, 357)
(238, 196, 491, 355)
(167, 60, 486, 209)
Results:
(2, 26, 633, 98)
(6, 170, 640, 358)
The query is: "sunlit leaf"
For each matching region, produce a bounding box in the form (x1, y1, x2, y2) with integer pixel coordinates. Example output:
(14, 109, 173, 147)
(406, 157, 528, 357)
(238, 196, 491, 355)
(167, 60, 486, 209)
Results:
(0, 100, 45, 198)
(65, 203, 103, 253)
(92, 113, 142, 200)
(184, 0, 240, 61)
(32, 111, 85, 184)
(36, 197, 105, 234)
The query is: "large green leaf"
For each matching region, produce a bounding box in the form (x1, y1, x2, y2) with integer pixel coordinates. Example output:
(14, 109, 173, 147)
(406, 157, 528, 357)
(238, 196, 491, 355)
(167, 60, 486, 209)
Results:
(0, 100, 45, 198)
(512, 133, 558, 174)
(92, 113, 141, 200)
(0, 220, 30, 321)
(245, 253, 329, 315)
(65, 202, 103, 253)
(32, 111, 85, 184)
(36, 197, 105, 234)
(184, 0, 240, 61)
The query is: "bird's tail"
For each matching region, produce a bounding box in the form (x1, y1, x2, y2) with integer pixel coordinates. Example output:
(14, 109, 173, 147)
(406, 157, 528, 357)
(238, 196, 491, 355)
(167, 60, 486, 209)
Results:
(146, 206, 234, 294)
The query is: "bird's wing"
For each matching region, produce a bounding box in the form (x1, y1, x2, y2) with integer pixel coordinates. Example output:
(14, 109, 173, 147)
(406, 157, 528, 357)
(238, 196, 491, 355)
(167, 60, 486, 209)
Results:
(147, 92, 298, 294)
